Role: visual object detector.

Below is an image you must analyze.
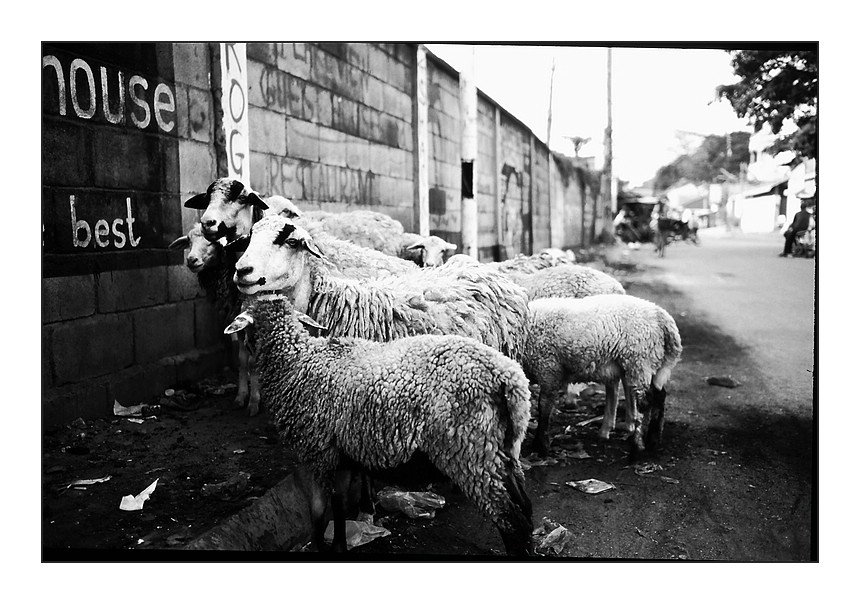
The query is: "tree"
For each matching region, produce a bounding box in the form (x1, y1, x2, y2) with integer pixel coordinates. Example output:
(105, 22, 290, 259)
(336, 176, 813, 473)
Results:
(651, 131, 750, 192)
(717, 49, 817, 162)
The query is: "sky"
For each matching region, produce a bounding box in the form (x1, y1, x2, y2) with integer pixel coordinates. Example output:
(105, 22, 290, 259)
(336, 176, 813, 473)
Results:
(426, 44, 753, 189)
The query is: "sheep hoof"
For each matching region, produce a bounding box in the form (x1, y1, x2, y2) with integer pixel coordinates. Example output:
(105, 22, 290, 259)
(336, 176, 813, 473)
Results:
(597, 428, 611, 440)
(233, 393, 248, 408)
(247, 401, 260, 417)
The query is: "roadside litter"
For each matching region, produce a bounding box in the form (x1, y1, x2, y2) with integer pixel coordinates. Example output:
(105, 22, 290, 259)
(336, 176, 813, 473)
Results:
(566, 478, 616, 494)
(201, 472, 251, 501)
(533, 517, 575, 556)
(119, 479, 159, 511)
(323, 520, 391, 549)
(706, 376, 741, 388)
(376, 486, 446, 519)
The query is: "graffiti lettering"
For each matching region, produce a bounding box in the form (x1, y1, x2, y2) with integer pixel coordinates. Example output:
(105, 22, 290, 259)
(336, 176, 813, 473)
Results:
(42, 54, 176, 133)
(70, 195, 141, 250)
(221, 44, 250, 181)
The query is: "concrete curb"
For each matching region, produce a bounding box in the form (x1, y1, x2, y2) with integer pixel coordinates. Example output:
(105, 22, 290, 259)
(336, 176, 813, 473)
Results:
(185, 473, 310, 551)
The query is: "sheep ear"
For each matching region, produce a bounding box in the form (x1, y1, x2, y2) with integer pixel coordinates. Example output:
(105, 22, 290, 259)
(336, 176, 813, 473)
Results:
(245, 191, 269, 210)
(406, 241, 425, 251)
(444, 242, 457, 251)
(184, 193, 209, 209)
(303, 238, 325, 259)
(225, 311, 254, 335)
(168, 235, 190, 250)
(296, 312, 328, 337)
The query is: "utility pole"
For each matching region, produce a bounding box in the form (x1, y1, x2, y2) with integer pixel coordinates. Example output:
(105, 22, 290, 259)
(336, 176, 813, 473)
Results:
(546, 56, 558, 247)
(604, 47, 617, 216)
(460, 48, 479, 258)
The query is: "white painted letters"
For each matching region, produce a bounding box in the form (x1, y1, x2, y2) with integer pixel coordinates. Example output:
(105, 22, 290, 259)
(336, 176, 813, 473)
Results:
(68, 195, 141, 250)
(94, 219, 110, 247)
(129, 75, 151, 129)
(153, 82, 176, 133)
(42, 55, 66, 116)
(101, 66, 125, 124)
(126, 198, 140, 247)
(70, 195, 92, 248)
(220, 43, 250, 181)
(42, 54, 176, 134)
(70, 59, 96, 119)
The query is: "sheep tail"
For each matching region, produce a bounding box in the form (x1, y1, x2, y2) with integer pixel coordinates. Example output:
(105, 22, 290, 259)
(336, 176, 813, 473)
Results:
(652, 310, 683, 390)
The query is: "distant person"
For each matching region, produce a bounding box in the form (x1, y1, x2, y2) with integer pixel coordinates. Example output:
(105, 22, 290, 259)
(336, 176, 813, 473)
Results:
(780, 200, 812, 257)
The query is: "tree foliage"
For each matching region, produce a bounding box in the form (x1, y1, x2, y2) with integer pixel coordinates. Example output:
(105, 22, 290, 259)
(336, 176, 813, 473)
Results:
(651, 131, 751, 192)
(717, 49, 817, 161)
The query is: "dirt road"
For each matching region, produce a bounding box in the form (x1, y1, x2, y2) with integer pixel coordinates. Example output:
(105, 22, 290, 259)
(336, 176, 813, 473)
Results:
(359, 231, 815, 560)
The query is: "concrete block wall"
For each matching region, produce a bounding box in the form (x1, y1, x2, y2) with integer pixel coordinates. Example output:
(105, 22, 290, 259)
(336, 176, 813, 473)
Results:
(426, 58, 464, 250)
(531, 142, 551, 252)
(42, 42, 606, 427)
(42, 43, 227, 428)
(246, 43, 416, 231)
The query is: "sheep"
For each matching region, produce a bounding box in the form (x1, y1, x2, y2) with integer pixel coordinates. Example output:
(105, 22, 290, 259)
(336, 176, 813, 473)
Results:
(231, 215, 528, 362)
(185, 179, 458, 266)
(224, 295, 535, 555)
(183, 177, 273, 242)
(522, 264, 625, 301)
(521, 295, 682, 457)
(445, 254, 624, 301)
(168, 225, 260, 415)
(298, 209, 457, 267)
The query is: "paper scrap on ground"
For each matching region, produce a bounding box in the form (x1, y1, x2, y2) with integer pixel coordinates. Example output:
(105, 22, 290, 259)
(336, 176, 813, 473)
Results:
(69, 476, 112, 488)
(566, 478, 616, 494)
(377, 487, 446, 519)
(113, 400, 144, 417)
(120, 479, 159, 511)
(324, 520, 390, 549)
(576, 415, 603, 427)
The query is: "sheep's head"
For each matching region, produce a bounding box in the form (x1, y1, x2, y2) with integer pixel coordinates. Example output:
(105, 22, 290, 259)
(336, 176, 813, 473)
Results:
(184, 178, 269, 242)
(231, 215, 324, 295)
(168, 224, 222, 273)
(224, 295, 328, 339)
(404, 235, 458, 267)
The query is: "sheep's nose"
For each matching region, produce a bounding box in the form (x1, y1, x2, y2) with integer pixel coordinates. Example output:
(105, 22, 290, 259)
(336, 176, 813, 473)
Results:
(203, 219, 217, 229)
(236, 265, 254, 278)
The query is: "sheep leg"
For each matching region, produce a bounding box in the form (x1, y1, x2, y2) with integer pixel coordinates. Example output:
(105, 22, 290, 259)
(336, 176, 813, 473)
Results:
(497, 457, 535, 556)
(618, 379, 638, 435)
(357, 471, 376, 520)
(644, 385, 667, 451)
(295, 467, 330, 553)
(234, 332, 249, 408)
(598, 379, 621, 440)
(247, 350, 261, 416)
(329, 469, 352, 554)
(534, 387, 560, 458)
(629, 386, 648, 454)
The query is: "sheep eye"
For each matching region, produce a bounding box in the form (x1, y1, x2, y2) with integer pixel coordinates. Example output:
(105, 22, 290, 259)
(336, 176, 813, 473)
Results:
(285, 238, 299, 248)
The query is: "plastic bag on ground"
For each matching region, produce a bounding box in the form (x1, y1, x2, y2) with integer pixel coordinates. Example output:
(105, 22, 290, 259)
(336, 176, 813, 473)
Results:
(324, 520, 390, 549)
(533, 517, 575, 556)
(566, 478, 616, 494)
(376, 486, 446, 519)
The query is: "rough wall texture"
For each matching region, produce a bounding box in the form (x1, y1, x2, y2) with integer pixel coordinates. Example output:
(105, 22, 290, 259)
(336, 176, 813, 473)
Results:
(246, 43, 416, 231)
(41, 42, 607, 427)
(41, 43, 225, 427)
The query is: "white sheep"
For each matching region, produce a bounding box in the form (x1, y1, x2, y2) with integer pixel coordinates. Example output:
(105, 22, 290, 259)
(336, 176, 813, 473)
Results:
(231, 215, 528, 362)
(168, 225, 260, 415)
(521, 295, 682, 457)
(522, 264, 625, 300)
(445, 253, 624, 301)
(298, 209, 457, 267)
(224, 295, 535, 555)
